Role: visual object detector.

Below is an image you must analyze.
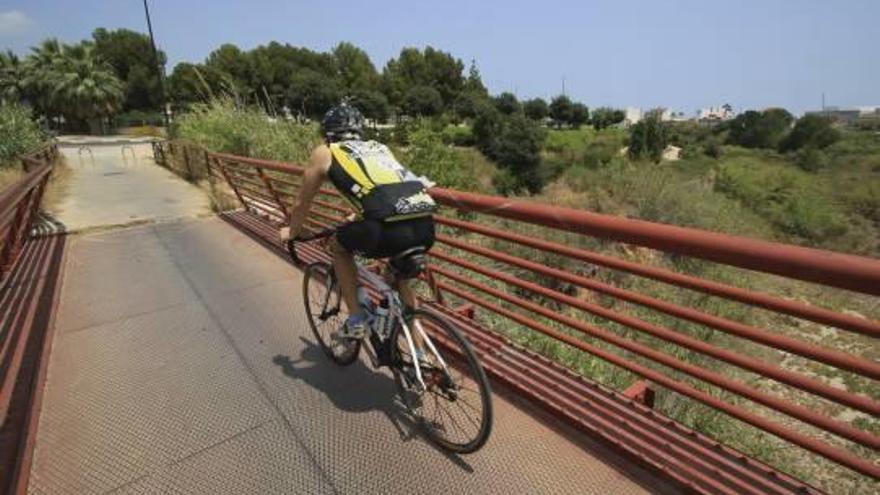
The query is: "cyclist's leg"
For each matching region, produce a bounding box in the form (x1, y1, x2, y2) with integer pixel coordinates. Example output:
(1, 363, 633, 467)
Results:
(330, 237, 360, 317)
(335, 220, 382, 337)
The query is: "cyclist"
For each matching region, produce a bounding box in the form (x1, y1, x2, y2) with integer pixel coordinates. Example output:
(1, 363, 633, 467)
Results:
(280, 103, 437, 339)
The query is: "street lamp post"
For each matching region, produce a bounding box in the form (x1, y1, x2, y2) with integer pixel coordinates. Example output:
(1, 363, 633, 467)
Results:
(142, 0, 170, 132)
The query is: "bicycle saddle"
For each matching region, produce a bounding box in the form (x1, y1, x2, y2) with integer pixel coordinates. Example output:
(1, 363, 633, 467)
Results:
(389, 247, 428, 279)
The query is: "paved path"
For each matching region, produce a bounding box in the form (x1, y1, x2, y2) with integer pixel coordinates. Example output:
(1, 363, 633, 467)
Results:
(27, 217, 671, 494)
(53, 142, 211, 232)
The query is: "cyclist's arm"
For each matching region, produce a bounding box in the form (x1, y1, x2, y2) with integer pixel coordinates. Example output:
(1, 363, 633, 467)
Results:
(281, 145, 330, 241)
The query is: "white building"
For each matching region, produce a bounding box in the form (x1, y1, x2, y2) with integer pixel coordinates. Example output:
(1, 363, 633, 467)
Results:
(698, 105, 735, 121)
(660, 108, 688, 122)
(624, 107, 642, 126)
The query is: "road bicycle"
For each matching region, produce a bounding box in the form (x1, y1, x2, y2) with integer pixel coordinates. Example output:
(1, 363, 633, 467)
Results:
(288, 228, 493, 453)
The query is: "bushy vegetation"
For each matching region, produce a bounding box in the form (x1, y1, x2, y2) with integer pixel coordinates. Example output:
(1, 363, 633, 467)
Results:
(780, 114, 840, 152)
(398, 119, 496, 193)
(726, 108, 793, 149)
(174, 98, 318, 162)
(473, 104, 547, 194)
(628, 112, 668, 162)
(0, 103, 45, 165)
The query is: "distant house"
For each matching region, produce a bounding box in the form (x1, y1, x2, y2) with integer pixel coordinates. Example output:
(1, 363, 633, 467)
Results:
(624, 107, 642, 126)
(698, 105, 735, 121)
(805, 106, 880, 125)
(660, 109, 688, 122)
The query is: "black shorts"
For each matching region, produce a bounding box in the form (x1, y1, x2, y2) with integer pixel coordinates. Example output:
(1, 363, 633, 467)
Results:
(336, 217, 435, 259)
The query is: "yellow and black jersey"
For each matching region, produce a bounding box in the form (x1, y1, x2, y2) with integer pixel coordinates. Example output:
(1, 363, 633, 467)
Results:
(327, 140, 437, 222)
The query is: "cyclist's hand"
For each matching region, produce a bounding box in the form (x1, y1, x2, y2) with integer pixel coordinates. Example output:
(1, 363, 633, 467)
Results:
(279, 226, 292, 242)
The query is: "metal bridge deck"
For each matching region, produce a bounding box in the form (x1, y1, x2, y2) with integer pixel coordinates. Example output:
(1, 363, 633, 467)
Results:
(25, 217, 676, 494)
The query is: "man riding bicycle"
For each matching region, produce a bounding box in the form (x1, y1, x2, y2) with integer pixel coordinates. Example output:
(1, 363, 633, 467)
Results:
(279, 103, 437, 340)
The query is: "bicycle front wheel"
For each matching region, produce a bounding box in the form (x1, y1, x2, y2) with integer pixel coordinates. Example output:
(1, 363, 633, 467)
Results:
(392, 308, 493, 453)
(302, 262, 360, 365)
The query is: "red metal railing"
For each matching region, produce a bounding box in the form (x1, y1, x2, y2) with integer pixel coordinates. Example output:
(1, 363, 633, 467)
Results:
(0, 143, 58, 280)
(154, 141, 880, 490)
(0, 142, 63, 494)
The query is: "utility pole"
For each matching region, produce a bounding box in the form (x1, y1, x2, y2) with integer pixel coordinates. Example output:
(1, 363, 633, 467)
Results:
(561, 76, 566, 96)
(143, 0, 170, 131)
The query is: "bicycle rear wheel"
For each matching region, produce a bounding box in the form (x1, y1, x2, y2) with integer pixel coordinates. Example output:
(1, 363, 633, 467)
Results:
(302, 262, 360, 365)
(392, 308, 493, 453)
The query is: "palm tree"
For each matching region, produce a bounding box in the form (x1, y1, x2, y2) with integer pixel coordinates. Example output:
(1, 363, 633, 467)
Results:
(0, 50, 25, 104)
(21, 39, 65, 120)
(47, 43, 123, 132)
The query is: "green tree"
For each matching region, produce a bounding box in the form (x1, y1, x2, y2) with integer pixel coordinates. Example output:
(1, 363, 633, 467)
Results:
(50, 43, 124, 131)
(403, 85, 443, 116)
(493, 92, 521, 115)
(570, 102, 590, 128)
(727, 108, 793, 149)
(464, 59, 487, 95)
(286, 69, 340, 119)
(205, 44, 254, 98)
(92, 28, 166, 111)
(0, 51, 25, 104)
(351, 89, 390, 123)
(493, 114, 547, 193)
(22, 39, 65, 118)
(474, 104, 546, 193)
(779, 114, 840, 152)
(549, 95, 573, 127)
(628, 112, 667, 163)
(333, 41, 379, 94)
(473, 102, 504, 155)
(523, 98, 549, 120)
(382, 47, 465, 108)
(169, 63, 201, 106)
(591, 107, 625, 130)
(452, 90, 487, 120)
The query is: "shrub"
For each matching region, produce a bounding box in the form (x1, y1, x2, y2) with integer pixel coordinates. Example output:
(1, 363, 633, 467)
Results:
(0, 103, 45, 165)
(175, 98, 318, 162)
(441, 124, 475, 146)
(726, 108, 793, 149)
(715, 159, 848, 242)
(581, 133, 624, 168)
(628, 113, 667, 163)
(779, 114, 840, 152)
(794, 146, 830, 172)
(398, 119, 496, 193)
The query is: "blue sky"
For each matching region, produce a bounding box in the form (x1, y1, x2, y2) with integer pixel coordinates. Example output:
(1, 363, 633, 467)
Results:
(2, 1, 878, 114)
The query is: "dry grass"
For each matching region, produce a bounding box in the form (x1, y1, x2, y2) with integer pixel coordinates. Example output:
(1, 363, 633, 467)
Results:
(0, 166, 23, 191)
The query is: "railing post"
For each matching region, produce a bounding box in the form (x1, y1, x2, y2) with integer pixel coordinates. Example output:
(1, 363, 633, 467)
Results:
(255, 167, 288, 218)
(0, 189, 35, 275)
(213, 156, 248, 211)
(182, 144, 194, 180)
(203, 149, 213, 179)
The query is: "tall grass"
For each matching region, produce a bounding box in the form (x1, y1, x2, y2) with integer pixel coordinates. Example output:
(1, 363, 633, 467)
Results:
(174, 98, 319, 163)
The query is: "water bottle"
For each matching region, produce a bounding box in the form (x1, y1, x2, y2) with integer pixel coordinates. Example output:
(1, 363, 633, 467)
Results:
(373, 297, 390, 339)
(357, 287, 373, 315)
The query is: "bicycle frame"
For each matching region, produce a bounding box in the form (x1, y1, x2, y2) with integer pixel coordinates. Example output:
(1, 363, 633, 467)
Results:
(290, 232, 451, 393)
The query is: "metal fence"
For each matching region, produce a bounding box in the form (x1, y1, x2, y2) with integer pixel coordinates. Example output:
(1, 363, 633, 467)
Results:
(0, 143, 59, 279)
(154, 141, 880, 490)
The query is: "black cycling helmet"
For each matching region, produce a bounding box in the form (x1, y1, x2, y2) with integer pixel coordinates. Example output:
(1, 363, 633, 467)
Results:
(321, 102, 364, 141)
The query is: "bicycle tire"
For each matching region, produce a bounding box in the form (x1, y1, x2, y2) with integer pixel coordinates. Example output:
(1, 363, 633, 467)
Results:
(302, 262, 361, 366)
(391, 308, 493, 453)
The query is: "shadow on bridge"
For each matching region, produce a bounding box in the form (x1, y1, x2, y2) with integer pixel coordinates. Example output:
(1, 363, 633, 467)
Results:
(271, 337, 476, 474)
